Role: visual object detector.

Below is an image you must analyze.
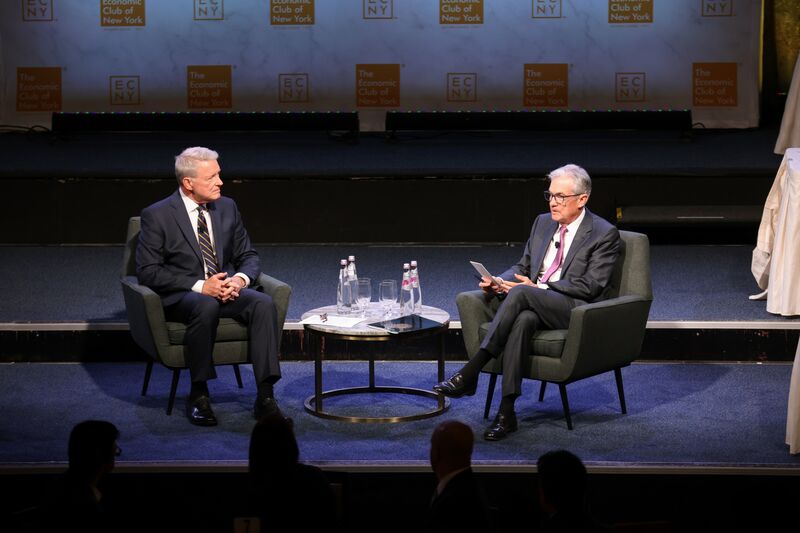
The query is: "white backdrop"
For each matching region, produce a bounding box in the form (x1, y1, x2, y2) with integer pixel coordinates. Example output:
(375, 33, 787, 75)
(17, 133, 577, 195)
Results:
(1, 0, 762, 131)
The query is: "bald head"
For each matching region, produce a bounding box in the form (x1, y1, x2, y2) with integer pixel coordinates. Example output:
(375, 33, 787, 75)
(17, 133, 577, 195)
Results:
(430, 420, 474, 479)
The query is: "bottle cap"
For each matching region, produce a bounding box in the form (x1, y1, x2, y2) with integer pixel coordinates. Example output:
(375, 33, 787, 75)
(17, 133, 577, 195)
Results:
(403, 263, 410, 268)
(340, 259, 347, 265)
(348, 255, 356, 261)
(410, 260, 418, 267)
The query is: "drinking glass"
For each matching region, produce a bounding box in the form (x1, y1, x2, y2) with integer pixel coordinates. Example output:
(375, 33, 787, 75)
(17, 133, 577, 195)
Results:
(356, 278, 372, 317)
(379, 280, 397, 318)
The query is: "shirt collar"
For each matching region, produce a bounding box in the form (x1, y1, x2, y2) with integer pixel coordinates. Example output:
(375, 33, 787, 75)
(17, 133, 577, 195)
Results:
(564, 207, 586, 234)
(178, 187, 204, 214)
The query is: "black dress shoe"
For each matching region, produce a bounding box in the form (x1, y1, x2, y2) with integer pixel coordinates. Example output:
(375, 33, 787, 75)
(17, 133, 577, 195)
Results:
(483, 412, 518, 441)
(186, 395, 218, 427)
(433, 372, 478, 398)
(254, 396, 282, 420)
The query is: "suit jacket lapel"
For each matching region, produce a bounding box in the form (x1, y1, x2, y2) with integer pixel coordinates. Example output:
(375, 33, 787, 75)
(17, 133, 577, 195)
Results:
(531, 218, 558, 275)
(207, 201, 224, 266)
(561, 208, 594, 273)
(169, 191, 204, 265)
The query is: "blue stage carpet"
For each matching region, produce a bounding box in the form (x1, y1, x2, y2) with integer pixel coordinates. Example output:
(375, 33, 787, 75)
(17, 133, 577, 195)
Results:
(2, 361, 799, 469)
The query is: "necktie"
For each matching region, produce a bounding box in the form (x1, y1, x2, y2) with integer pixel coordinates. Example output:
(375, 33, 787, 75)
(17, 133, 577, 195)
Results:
(540, 225, 567, 283)
(196, 205, 219, 277)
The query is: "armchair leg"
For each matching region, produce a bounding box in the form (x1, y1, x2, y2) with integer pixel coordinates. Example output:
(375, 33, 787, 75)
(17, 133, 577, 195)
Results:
(538, 381, 547, 402)
(167, 369, 181, 415)
(484, 373, 498, 419)
(141, 360, 154, 397)
(233, 364, 243, 389)
(558, 384, 573, 430)
(614, 367, 627, 414)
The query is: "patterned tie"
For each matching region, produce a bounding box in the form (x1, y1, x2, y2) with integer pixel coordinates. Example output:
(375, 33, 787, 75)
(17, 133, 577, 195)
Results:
(540, 225, 568, 283)
(196, 205, 219, 278)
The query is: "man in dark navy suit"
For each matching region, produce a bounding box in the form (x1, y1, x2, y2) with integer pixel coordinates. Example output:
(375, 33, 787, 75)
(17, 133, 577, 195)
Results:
(435, 164, 621, 440)
(136, 147, 281, 426)
(426, 420, 493, 532)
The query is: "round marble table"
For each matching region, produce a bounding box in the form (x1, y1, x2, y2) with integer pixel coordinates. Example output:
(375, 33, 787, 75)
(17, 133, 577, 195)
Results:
(300, 304, 451, 423)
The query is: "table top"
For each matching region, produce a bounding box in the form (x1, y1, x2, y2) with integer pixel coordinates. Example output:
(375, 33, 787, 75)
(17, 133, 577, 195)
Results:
(301, 303, 450, 337)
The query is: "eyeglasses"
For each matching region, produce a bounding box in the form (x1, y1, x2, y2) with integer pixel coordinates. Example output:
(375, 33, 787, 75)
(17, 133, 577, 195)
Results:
(543, 191, 583, 205)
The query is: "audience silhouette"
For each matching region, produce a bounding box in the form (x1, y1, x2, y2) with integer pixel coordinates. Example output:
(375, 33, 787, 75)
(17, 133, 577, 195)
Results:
(537, 449, 610, 532)
(12, 420, 124, 533)
(426, 420, 494, 532)
(240, 414, 338, 531)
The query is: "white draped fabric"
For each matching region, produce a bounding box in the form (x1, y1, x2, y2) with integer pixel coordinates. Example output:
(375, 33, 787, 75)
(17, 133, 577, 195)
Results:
(775, 53, 800, 155)
(751, 149, 800, 316)
(787, 340, 800, 455)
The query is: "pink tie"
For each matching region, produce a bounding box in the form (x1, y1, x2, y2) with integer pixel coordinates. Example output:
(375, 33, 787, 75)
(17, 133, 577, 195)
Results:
(540, 225, 567, 283)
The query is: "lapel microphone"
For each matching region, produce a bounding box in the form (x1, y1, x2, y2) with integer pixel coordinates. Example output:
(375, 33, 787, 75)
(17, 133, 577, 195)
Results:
(555, 240, 560, 249)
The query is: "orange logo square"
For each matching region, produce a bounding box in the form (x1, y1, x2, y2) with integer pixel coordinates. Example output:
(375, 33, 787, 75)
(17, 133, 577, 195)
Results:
(110, 76, 140, 105)
(194, 0, 224, 20)
(693, 63, 737, 107)
(532, 0, 561, 18)
(440, 0, 483, 25)
(187, 65, 232, 109)
(609, 0, 653, 23)
(363, 0, 393, 19)
(22, 0, 53, 21)
(524, 64, 568, 107)
(615, 72, 646, 102)
(101, 0, 145, 27)
(447, 73, 477, 102)
(279, 74, 309, 103)
(271, 0, 314, 25)
(356, 64, 400, 107)
(17, 67, 61, 112)
(702, 0, 733, 17)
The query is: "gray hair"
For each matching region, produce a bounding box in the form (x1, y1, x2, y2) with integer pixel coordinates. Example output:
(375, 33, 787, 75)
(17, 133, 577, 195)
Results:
(548, 164, 592, 196)
(175, 147, 219, 183)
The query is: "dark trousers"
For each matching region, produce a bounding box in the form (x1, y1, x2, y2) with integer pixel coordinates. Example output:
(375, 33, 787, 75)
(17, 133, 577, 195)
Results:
(480, 285, 579, 397)
(165, 288, 281, 385)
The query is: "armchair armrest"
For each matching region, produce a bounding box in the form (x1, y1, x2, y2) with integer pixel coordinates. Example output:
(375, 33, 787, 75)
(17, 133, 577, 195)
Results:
(120, 275, 171, 358)
(256, 273, 292, 330)
(560, 295, 652, 380)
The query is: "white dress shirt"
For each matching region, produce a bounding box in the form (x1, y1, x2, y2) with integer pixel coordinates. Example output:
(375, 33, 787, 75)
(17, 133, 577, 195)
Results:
(178, 188, 250, 292)
(536, 208, 586, 288)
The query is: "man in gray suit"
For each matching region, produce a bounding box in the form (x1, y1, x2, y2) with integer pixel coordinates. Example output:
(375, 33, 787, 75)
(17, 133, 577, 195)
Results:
(136, 147, 282, 426)
(434, 164, 620, 440)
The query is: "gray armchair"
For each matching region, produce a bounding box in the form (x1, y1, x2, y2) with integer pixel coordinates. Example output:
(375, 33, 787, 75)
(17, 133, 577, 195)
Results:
(456, 230, 652, 429)
(120, 216, 292, 414)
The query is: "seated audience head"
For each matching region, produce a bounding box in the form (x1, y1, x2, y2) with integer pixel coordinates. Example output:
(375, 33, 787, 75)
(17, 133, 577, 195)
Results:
(249, 414, 298, 481)
(67, 420, 120, 482)
(536, 449, 588, 515)
(429, 420, 474, 480)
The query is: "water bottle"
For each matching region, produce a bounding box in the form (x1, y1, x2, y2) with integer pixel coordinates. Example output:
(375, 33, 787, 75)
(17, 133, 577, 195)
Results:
(400, 263, 415, 316)
(346, 255, 359, 312)
(346, 255, 358, 283)
(410, 260, 422, 313)
(337, 259, 352, 314)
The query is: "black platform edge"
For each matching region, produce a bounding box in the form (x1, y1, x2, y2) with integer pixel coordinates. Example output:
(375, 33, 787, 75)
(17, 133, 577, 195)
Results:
(52, 111, 360, 133)
(385, 110, 693, 132)
(1, 326, 798, 363)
